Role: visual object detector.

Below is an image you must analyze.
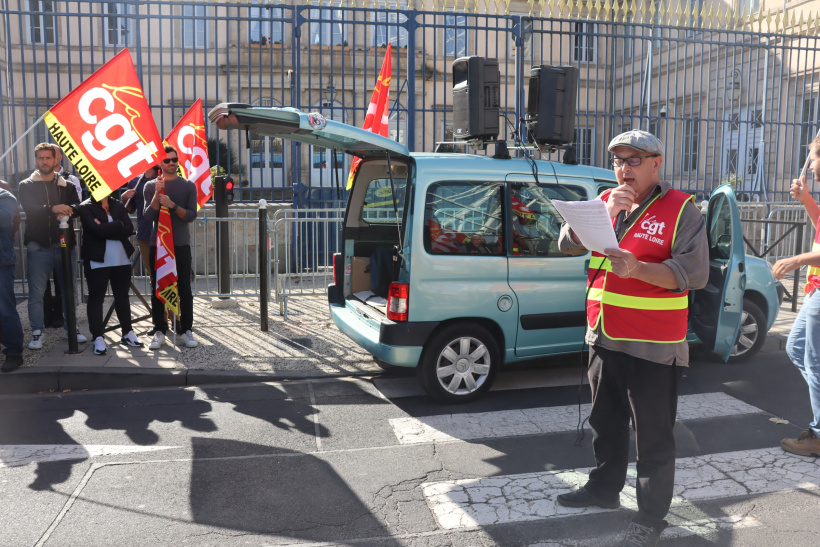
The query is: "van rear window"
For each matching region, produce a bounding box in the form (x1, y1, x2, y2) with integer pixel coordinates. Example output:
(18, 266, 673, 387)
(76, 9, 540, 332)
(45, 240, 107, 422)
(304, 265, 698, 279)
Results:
(424, 182, 504, 255)
(362, 178, 407, 224)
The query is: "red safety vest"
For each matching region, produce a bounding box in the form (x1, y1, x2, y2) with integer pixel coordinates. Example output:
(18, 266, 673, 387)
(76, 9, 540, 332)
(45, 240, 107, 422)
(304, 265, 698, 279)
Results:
(805, 215, 820, 294)
(587, 188, 694, 343)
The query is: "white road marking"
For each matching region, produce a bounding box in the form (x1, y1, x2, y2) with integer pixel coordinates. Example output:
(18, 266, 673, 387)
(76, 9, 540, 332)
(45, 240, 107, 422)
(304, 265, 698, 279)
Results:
(0, 445, 178, 468)
(391, 392, 763, 444)
(421, 447, 815, 531)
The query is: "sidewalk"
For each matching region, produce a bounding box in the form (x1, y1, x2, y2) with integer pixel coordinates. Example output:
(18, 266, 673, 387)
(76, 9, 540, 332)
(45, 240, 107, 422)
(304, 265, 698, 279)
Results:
(1, 294, 379, 395)
(0, 291, 802, 395)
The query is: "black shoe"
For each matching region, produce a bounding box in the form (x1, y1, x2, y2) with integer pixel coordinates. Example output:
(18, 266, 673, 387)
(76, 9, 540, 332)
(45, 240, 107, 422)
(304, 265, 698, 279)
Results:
(556, 487, 620, 509)
(1, 355, 24, 373)
(619, 520, 666, 547)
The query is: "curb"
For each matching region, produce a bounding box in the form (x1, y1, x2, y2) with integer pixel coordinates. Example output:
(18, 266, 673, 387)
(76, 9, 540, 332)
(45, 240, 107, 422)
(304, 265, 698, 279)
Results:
(0, 367, 375, 396)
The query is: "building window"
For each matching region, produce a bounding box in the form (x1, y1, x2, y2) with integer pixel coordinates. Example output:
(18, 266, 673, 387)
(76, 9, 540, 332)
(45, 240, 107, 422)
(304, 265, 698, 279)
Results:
(747, 147, 759, 176)
(444, 13, 467, 57)
(739, 0, 760, 15)
(26, 0, 56, 45)
(182, 5, 208, 48)
(309, 6, 345, 46)
(800, 97, 819, 170)
(575, 127, 593, 165)
(574, 22, 596, 63)
(726, 148, 738, 175)
(373, 5, 408, 48)
(250, 1, 284, 45)
(104, 2, 134, 47)
(682, 118, 699, 172)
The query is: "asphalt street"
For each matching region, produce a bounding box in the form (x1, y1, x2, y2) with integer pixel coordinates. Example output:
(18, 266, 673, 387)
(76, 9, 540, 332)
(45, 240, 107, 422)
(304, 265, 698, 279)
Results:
(1, 344, 817, 547)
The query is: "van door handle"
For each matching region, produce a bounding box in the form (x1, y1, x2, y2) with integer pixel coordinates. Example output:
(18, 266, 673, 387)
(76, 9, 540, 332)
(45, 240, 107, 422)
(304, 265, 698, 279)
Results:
(584, 259, 590, 275)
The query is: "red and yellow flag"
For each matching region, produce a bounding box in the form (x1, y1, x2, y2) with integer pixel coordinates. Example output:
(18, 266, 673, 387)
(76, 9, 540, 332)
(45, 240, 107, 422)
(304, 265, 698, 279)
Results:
(155, 186, 180, 315)
(43, 49, 166, 200)
(346, 47, 392, 190)
(165, 99, 212, 210)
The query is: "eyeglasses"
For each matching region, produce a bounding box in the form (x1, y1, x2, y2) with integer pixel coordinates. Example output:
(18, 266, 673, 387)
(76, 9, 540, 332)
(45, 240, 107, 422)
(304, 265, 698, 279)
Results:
(609, 155, 659, 168)
(163, 158, 179, 164)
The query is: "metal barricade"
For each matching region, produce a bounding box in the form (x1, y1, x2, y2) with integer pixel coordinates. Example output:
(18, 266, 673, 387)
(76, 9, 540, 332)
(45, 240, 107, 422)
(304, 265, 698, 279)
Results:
(272, 208, 344, 319)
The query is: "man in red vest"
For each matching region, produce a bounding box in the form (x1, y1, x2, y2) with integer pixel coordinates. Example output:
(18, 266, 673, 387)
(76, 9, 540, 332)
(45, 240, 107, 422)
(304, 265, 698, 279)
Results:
(773, 136, 820, 458)
(556, 130, 709, 547)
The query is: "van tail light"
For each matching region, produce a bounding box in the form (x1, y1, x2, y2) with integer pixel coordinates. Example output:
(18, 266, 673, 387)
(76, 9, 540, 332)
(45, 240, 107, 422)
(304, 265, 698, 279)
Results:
(387, 282, 409, 322)
(333, 253, 342, 286)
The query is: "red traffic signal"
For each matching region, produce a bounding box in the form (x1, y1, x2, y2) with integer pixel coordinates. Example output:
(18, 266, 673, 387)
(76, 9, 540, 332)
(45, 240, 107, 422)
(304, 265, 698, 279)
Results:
(225, 180, 234, 191)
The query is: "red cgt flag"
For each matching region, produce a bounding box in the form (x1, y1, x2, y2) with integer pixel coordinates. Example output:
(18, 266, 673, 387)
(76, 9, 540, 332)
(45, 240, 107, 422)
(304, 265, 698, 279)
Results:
(346, 46, 392, 190)
(155, 193, 180, 316)
(43, 49, 166, 200)
(165, 99, 212, 210)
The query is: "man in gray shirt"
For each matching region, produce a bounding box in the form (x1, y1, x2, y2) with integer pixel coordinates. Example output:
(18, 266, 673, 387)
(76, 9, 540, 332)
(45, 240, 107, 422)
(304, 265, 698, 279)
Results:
(143, 145, 198, 349)
(555, 131, 709, 547)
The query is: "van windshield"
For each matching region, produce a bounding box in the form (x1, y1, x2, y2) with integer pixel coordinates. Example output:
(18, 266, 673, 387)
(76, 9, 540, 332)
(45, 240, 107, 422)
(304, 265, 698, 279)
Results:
(362, 178, 407, 224)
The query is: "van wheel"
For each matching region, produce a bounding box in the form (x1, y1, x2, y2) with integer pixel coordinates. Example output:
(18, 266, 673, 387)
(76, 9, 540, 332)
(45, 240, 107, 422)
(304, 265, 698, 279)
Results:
(417, 323, 500, 403)
(727, 298, 767, 363)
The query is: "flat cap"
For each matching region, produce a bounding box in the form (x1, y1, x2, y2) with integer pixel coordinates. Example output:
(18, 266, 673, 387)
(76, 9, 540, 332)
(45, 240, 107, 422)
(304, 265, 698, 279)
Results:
(608, 130, 664, 156)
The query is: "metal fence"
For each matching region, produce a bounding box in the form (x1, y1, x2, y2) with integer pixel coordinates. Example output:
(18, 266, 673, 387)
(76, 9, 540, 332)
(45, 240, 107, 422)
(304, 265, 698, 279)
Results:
(2, 1, 819, 206)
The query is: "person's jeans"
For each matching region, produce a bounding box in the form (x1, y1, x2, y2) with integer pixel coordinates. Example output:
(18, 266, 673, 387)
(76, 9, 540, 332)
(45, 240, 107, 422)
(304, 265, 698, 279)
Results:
(786, 289, 820, 436)
(0, 264, 24, 356)
(26, 242, 78, 332)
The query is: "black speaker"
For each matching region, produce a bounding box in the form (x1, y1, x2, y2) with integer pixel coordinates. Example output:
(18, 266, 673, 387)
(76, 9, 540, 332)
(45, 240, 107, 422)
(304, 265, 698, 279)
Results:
(452, 56, 500, 141)
(525, 65, 578, 146)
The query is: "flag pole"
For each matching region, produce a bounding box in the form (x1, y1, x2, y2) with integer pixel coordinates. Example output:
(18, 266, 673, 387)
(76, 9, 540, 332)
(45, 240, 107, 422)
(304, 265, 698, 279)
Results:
(0, 114, 44, 165)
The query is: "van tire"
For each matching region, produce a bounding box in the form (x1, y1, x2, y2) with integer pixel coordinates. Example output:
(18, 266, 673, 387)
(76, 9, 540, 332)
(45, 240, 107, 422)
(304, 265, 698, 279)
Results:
(417, 323, 500, 403)
(727, 298, 767, 363)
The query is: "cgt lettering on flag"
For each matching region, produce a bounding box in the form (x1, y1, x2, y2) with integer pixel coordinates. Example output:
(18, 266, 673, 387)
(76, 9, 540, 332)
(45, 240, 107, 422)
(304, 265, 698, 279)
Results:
(155, 208, 180, 316)
(44, 49, 166, 200)
(165, 99, 212, 209)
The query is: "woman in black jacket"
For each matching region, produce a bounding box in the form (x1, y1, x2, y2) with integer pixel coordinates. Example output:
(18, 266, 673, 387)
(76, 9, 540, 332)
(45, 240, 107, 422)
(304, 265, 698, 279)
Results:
(77, 193, 143, 355)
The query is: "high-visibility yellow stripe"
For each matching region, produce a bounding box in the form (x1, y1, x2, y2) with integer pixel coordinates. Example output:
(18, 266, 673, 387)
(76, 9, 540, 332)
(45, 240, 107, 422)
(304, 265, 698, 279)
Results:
(587, 288, 603, 301)
(600, 291, 688, 310)
(588, 256, 611, 270)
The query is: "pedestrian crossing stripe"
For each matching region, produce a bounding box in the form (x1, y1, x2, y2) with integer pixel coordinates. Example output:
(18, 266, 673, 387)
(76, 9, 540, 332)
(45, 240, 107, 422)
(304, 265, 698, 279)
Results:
(0, 445, 178, 468)
(390, 392, 763, 445)
(421, 447, 816, 535)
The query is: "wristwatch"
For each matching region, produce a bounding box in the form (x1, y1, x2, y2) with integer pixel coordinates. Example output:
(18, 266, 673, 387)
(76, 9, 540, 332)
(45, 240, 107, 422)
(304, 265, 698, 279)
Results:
(171, 204, 179, 212)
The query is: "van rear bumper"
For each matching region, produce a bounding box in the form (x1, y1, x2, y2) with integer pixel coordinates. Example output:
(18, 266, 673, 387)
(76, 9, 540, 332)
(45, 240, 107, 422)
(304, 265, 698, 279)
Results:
(329, 303, 435, 367)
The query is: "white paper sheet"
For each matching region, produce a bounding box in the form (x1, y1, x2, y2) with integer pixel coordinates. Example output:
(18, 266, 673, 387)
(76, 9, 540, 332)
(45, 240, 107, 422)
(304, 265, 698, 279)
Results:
(551, 199, 619, 254)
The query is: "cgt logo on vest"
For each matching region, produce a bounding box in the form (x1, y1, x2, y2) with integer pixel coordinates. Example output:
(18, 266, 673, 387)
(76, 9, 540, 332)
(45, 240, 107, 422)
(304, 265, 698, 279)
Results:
(632, 215, 667, 245)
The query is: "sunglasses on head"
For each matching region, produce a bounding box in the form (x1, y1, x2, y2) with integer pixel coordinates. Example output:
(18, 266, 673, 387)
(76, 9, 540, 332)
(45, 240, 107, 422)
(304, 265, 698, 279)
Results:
(163, 157, 179, 164)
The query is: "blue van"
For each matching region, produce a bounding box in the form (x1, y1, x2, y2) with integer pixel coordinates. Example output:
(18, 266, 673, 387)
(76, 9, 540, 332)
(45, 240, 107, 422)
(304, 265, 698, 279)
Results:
(210, 104, 782, 403)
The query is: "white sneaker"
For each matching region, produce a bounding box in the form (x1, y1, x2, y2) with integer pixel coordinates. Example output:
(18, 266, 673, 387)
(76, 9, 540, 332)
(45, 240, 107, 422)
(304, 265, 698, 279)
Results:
(93, 337, 107, 356)
(28, 330, 43, 350)
(63, 331, 88, 343)
(181, 330, 198, 348)
(121, 331, 144, 347)
(148, 332, 165, 350)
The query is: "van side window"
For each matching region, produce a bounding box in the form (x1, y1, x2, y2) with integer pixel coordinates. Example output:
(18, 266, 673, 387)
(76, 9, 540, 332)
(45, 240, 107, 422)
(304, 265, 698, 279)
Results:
(362, 178, 407, 224)
(509, 183, 586, 257)
(424, 182, 504, 255)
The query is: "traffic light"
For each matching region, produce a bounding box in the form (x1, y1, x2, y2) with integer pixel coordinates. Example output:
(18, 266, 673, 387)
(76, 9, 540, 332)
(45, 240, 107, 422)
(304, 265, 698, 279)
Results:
(224, 177, 234, 205)
(214, 175, 235, 207)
